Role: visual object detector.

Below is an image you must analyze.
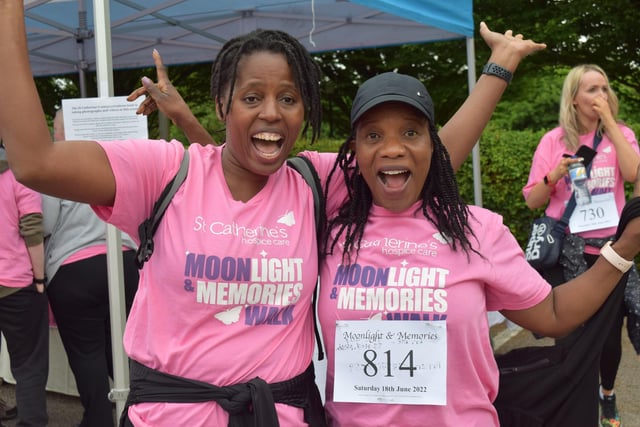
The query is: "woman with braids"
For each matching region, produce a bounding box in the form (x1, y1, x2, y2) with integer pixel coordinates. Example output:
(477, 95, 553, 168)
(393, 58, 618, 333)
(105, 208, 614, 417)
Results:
(305, 72, 640, 426)
(1, 17, 326, 427)
(0, 0, 545, 424)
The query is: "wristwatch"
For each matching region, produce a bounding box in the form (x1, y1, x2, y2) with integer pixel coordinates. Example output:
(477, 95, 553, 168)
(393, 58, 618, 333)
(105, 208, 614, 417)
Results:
(600, 241, 634, 273)
(481, 62, 513, 84)
(543, 174, 554, 187)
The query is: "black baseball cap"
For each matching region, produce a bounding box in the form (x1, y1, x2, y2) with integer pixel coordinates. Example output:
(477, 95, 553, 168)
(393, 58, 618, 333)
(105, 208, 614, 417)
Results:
(350, 72, 435, 126)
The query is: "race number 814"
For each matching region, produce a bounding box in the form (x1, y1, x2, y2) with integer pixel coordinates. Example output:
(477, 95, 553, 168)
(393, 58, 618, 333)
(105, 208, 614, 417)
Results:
(363, 349, 416, 377)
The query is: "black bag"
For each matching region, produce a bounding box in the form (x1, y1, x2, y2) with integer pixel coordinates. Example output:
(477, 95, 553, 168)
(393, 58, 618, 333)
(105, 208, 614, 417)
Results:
(524, 215, 566, 270)
(494, 278, 625, 427)
(525, 136, 603, 271)
(494, 197, 640, 427)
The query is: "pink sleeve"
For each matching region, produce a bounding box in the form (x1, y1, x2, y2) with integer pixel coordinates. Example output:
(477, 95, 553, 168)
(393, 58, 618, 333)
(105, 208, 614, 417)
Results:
(622, 125, 639, 153)
(16, 182, 42, 217)
(91, 139, 185, 241)
(522, 130, 558, 200)
(478, 211, 551, 311)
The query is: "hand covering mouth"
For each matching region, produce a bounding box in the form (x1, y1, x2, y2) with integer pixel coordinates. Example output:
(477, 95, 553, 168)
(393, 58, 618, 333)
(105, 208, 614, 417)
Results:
(252, 131, 284, 158)
(378, 169, 410, 188)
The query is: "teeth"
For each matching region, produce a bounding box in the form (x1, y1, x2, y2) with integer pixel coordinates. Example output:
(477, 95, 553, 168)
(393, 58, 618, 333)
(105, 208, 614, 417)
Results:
(253, 132, 281, 141)
(382, 170, 408, 175)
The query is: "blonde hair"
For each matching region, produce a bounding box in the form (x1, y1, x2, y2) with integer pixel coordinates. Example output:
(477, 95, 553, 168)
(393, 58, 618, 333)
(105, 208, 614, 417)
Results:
(558, 64, 619, 150)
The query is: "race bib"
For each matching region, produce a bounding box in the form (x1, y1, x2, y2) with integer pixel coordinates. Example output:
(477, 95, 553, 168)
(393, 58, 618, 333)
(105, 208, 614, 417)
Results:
(569, 193, 619, 233)
(333, 320, 447, 405)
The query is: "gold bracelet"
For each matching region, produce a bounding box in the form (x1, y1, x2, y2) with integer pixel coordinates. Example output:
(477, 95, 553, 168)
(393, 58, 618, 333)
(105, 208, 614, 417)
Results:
(600, 241, 633, 273)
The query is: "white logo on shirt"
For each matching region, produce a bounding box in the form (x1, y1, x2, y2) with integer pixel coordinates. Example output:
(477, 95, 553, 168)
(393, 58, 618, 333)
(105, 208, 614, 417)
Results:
(214, 305, 243, 325)
(432, 232, 449, 244)
(277, 211, 296, 227)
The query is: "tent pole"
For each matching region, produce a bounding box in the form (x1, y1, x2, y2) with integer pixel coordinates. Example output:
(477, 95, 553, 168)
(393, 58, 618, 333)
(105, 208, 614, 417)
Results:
(76, 0, 89, 98)
(466, 36, 482, 207)
(93, 0, 130, 420)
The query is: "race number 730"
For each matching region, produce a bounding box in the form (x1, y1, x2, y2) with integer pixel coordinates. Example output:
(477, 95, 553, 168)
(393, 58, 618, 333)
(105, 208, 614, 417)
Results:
(363, 349, 416, 377)
(577, 206, 605, 221)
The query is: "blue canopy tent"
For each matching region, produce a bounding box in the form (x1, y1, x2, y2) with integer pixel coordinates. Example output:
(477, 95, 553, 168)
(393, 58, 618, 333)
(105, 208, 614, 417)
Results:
(25, 1, 473, 75)
(22, 0, 478, 417)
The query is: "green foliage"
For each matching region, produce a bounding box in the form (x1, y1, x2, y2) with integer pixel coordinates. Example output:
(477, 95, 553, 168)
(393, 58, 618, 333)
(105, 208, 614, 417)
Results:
(474, 0, 640, 117)
(315, 38, 470, 139)
(291, 137, 344, 157)
(457, 124, 547, 246)
(489, 66, 566, 132)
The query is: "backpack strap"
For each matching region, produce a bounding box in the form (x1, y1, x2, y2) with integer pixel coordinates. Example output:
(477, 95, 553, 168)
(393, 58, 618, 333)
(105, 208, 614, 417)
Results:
(286, 155, 326, 361)
(286, 156, 326, 241)
(135, 150, 190, 268)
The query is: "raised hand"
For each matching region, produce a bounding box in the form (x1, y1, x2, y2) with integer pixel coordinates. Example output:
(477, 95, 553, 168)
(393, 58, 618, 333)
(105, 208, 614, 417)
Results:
(127, 50, 214, 145)
(127, 50, 188, 119)
(480, 21, 546, 72)
(592, 96, 616, 128)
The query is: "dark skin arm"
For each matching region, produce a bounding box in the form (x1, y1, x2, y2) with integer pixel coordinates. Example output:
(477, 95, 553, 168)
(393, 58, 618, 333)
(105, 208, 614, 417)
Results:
(0, 0, 116, 206)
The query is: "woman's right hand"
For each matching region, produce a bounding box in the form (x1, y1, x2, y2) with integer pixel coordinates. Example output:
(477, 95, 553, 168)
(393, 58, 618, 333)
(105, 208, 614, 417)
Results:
(548, 156, 585, 185)
(525, 156, 585, 210)
(480, 21, 546, 72)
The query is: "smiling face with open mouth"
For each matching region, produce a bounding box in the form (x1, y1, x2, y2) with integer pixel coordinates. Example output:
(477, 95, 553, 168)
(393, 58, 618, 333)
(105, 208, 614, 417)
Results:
(353, 101, 432, 212)
(220, 51, 304, 185)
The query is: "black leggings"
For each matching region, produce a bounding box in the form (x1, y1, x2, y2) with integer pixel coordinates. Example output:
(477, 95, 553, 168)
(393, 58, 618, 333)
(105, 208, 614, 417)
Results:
(47, 250, 139, 427)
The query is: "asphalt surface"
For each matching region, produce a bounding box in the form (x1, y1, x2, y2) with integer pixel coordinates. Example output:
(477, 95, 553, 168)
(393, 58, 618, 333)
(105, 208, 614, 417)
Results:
(1, 321, 639, 426)
(0, 382, 84, 427)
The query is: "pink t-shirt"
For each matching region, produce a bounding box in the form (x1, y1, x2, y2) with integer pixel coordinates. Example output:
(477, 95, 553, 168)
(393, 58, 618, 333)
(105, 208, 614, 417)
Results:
(0, 170, 42, 288)
(523, 125, 639, 251)
(93, 140, 318, 426)
(302, 152, 550, 426)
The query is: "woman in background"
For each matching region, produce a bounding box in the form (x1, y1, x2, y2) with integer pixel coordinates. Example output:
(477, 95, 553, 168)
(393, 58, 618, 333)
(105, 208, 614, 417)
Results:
(523, 64, 640, 427)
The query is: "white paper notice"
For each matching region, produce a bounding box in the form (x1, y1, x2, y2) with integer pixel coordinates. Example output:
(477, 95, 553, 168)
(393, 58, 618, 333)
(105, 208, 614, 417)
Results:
(334, 320, 447, 405)
(62, 97, 148, 141)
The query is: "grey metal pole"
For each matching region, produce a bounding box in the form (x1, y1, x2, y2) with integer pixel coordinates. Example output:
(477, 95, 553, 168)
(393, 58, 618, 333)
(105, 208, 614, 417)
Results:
(93, 0, 130, 419)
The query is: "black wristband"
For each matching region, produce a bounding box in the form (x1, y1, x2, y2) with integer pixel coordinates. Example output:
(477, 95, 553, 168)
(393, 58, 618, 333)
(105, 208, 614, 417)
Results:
(481, 62, 513, 84)
(32, 277, 46, 285)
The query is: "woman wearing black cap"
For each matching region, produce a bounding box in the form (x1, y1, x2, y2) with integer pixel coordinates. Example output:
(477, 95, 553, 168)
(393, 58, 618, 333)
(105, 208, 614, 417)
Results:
(312, 71, 640, 426)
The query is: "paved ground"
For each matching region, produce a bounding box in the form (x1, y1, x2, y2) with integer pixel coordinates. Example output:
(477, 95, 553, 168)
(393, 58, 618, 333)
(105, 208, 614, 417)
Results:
(0, 382, 82, 427)
(1, 321, 639, 426)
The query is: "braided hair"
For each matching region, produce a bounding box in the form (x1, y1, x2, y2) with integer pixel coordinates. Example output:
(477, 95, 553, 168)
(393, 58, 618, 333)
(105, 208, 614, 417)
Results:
(210, 29, 322, 143)
(323, 120, 480, 265)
